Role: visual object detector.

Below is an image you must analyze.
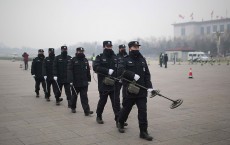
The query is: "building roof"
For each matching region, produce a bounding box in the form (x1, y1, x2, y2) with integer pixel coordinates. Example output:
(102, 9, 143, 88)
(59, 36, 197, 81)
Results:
(172, 18, 230, 26)
(166, 47, 195, 52)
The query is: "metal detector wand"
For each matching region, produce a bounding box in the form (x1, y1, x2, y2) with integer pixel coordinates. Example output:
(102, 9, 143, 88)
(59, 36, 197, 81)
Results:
(122, 78, 183, 109)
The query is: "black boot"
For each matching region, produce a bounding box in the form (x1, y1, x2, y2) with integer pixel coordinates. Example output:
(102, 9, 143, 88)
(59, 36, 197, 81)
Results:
(96, 116, 104, 124)
(85, 110, 93, 116)
(140, 130, 153, 141)
(68, 100, 72, 108)
(117, 122, 125, 133)
(46, 97, 50, 102)
(45, 93, 50, 101)
(35, 91, 39, 98)
(56, 98, 63, 105)
(71, 108, 76, 113)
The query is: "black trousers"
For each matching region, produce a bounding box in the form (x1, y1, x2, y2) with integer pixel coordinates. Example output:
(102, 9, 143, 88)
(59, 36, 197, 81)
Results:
(45, 79, 57, 98)
(34, 77, 46, 94)
(160, 61, 163, 67)
(55, 82, 71, 101)
(165, 62, 167, 68)
(119, 97, 148, 131)
(116, 82, 124, 107)
(71, 85, 90, 113)
(96, 90, 121, 121)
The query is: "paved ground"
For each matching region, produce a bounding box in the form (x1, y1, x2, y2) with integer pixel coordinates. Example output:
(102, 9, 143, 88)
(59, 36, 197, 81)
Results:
(0, 60, 230, 145)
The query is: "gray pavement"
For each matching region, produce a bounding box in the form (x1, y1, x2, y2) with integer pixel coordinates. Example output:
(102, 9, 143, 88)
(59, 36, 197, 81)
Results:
(0, 60, 230, 145)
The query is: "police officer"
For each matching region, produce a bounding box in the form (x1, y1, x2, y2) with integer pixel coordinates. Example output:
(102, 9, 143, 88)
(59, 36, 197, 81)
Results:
(93, 40, 120, 125)
(117, 44, 129, 126)
(43, 48, 57, 101)
(159, 53, 163, 67)
(31, 49, 46, 97)
(68, 47, 93, 116)
(116, 44, 128, 107)
(53, 46, 71, 106)
(164, 54, 168, 68)
(117, 41, 154, 141)
(117, 45, 128, 59)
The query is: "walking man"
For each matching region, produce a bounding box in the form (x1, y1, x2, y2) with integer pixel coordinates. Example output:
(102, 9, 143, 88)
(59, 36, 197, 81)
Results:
(22, 52, 29, 70)
(164, 54, 168, 68)
(93, 41, 121, 125)
(53, 46, 72, 106)
(117, 41, 154, 141)
(68, 47, 93, 116)
(31, 49, 46, 97)
(43, 48, 57, 101)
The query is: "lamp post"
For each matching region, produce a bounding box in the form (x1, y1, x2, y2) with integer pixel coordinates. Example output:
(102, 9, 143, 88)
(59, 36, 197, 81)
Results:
(215, 31, 224, 56)
(216, 31, 221, 56)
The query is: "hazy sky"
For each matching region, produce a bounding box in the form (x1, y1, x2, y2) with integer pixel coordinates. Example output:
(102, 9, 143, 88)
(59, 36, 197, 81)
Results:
(0, 0, 229, 49)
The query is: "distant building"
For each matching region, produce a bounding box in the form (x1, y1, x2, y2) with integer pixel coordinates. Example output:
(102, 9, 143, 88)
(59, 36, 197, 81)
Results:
(172, 18, 230, 39)
(165, 47, 195, 61)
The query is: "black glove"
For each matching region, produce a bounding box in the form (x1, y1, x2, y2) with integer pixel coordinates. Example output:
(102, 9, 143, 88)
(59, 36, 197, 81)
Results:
(150, 89, 160, 98)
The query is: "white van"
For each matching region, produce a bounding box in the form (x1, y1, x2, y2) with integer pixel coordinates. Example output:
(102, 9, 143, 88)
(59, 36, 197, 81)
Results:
(188, 52, 209, 62)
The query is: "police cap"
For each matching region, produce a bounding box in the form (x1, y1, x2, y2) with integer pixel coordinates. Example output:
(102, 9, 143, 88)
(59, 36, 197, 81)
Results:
(128, 41, 141, 48)
(38, 49, 44, 52)
(48, 48, 55, 52)
(103, 41, 113, 47)
(76, 47, 84, 52)
(119, 44, 126, 49)
(61, 46, 67, 50)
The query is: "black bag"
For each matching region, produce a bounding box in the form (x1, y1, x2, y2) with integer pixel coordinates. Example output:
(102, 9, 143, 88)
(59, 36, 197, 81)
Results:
(128, 83, 140, 94)
(103, 77, 115, 86)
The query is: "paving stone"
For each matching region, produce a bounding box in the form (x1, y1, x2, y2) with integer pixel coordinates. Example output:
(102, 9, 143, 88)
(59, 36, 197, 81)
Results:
(31, 141, 62, 145)
(0, 60, 230, 145)
(203, 138, 230, 145)
(184, 130, 230, 144)
(0, 138, 24, 145)
(19, 134, 56, 145)
(151, 138, 202, 145)
(0, 127, 10, 134)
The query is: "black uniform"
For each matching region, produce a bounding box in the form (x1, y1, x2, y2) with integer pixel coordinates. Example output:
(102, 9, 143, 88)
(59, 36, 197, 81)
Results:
(93, 49, 121, 122)
(53, 53, 72, 103)
(43, 51, 56, 100)
(68, 53, 92, 115)
(116, 50, 128, 107)
(159, 53, 163, 67)
(118, 41, 153, 141)
(31, 55, 46, 96)
(164, 54, 168, 68)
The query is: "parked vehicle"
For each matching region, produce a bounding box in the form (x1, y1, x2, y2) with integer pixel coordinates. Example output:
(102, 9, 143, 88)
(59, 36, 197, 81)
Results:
(188, 52, 210, 62)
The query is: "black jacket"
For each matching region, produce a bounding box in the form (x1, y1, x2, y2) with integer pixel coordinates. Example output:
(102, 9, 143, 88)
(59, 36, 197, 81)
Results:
(31, 57, 44, 79)
(117, 52, 128, 64)
(53, 54, 72, 83)
(164, 55, 168, 63)
(119, 54, 152, 98)
(93, 51, 119, 92)
(68, 56, 91, 87)
(43, 56, 55, 80)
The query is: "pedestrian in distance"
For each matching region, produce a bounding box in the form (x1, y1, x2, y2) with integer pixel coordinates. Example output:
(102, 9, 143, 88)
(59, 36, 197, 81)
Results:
(164, 53, 168, 68)
(159, 53, 163, 67)
(22, 52, 29, 70)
